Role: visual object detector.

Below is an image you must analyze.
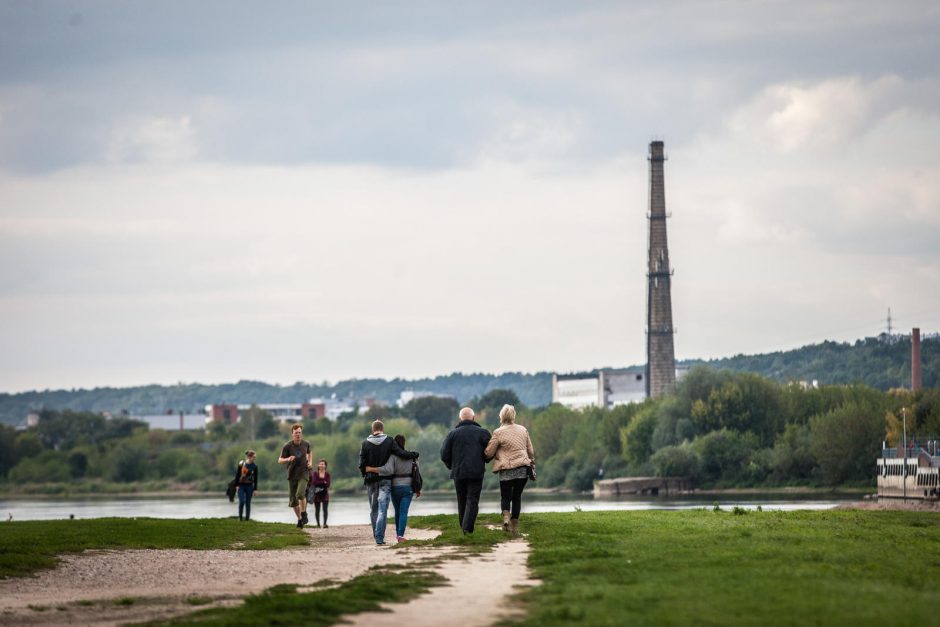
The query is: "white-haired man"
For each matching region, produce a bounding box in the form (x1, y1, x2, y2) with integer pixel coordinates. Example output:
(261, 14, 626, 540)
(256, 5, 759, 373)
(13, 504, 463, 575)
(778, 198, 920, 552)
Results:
(440, 407, 491, 534)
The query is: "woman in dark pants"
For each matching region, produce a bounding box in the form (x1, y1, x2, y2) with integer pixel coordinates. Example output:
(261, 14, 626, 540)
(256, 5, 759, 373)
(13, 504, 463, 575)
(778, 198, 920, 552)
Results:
(235, 450, 259, 521)
(308, 458, 331, 528)
(484, 404, 535, 535)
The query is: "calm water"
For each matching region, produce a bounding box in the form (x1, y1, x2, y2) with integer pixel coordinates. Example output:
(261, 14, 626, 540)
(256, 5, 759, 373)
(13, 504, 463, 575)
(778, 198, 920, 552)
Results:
(0, 492, 860, 524)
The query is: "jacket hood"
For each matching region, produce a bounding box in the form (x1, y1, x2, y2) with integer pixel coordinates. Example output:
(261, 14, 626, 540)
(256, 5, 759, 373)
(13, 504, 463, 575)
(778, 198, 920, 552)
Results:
(367, 433, 388, 445)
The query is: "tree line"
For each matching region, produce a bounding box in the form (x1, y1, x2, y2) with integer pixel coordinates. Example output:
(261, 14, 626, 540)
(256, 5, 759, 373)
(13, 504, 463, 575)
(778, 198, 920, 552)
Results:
(2, 368, 937, 494)
(2, 334, 934, 427)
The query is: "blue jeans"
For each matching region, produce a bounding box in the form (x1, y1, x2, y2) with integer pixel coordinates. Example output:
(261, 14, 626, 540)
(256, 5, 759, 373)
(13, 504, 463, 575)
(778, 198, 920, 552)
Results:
(391, 484, 414, 539)
(367, 479, 392, 544)
(237, 484, 254, 520)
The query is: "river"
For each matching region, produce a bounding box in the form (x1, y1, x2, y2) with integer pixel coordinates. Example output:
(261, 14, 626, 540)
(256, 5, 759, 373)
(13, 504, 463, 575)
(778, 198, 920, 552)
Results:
(0, 492, 860, 524)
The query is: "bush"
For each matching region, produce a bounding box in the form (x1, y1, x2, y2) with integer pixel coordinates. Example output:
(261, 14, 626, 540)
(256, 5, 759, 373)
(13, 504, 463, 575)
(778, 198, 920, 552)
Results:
(107, 443, 149, 482)
(9, 453, 71, 483)
(649, 444, 700, 479)
(693, 429, 759, 484)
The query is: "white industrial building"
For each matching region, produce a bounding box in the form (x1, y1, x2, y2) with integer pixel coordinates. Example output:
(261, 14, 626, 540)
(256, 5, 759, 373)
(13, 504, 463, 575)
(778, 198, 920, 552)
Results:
(552, 366, 689, 409)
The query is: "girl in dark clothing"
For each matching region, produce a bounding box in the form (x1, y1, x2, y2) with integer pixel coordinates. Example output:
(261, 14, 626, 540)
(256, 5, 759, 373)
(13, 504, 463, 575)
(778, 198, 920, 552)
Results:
(308, 459, 331, 528)
(236, 450, 259, 521)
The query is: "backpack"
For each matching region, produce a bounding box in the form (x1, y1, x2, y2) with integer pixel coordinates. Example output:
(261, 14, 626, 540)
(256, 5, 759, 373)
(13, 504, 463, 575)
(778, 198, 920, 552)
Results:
(411, 460, 424, 495)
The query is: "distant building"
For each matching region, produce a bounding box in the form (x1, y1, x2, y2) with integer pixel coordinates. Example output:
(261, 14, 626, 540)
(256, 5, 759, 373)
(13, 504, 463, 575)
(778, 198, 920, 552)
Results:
(552, 366, 689, 410)
(207, 404, 239, 424)
(133, 411, 207, 431)
(396, 390, 454, 408)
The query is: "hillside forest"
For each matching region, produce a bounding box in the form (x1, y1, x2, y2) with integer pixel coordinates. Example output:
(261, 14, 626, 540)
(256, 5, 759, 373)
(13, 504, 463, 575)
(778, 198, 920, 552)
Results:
(0, 333, 934, 427)
(2, 367, 938, 495)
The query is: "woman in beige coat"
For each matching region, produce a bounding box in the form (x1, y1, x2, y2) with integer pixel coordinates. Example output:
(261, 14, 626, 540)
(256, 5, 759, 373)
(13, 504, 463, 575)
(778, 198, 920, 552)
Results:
(484, 404, 535, 535)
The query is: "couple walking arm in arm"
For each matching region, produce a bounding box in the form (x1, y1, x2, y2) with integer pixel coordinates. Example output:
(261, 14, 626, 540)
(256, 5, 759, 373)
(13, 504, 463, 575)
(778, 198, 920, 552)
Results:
(440, 404, 535, 535)
(358, 420, 419, 545)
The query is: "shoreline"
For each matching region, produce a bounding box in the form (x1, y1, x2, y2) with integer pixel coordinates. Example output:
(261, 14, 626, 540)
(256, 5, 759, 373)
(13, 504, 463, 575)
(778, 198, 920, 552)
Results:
(0, 485, 871, 500)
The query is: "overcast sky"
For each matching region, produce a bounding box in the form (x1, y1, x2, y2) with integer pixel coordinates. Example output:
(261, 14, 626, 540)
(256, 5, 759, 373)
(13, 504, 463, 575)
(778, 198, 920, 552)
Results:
(1, 1, 939, 393)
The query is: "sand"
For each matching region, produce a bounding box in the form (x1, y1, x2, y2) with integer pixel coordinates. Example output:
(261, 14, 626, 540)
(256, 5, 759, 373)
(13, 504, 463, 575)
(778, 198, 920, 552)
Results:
(0, 524, 536, 626)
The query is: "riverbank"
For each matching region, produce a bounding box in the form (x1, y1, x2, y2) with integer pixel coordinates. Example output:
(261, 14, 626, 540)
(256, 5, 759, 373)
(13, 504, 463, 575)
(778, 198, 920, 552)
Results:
(0, 482, 868, 499)
(3, 509, 938, 625)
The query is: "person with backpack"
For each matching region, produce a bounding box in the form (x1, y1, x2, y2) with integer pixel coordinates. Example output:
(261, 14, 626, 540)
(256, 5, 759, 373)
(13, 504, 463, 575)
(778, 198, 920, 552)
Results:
(366, 434, 421, 542)
(235, 450, 259, 521)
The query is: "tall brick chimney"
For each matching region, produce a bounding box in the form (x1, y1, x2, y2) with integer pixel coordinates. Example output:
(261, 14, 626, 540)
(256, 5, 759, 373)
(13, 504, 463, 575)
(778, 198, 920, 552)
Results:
(646, 140, 676, 398)
(912, 328, 922, 391)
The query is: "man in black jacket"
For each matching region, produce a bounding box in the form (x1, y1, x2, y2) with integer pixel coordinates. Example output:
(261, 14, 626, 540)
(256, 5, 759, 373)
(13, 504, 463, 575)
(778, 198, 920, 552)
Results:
(359, 420, 418, 545)
(440, 407, 491, 534)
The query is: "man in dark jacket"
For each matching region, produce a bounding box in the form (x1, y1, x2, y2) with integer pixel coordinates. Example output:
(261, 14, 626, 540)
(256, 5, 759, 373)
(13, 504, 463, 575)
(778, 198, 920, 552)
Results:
(358, 420, 418, 545)
(440, 407, 491, 534)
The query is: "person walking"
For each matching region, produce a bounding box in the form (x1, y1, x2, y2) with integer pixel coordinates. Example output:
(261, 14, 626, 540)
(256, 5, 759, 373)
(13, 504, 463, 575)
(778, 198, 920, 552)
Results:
(278, 423, 312, 528)
(308, 459, 331, 528)
(358, 420, 418, 545)
(366, 434, 420, 542)
(440, 407, 491, 534)
(235, 450, 259, 521)
(484, 404, 535, 536)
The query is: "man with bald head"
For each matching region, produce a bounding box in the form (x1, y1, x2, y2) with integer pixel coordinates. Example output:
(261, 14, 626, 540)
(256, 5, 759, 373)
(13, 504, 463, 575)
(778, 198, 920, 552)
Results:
(440, 407, 491, 534)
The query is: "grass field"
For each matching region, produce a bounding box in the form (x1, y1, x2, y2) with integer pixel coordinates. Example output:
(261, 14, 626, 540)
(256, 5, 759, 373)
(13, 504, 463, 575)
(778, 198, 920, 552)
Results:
(4, 510, 940, 626)
(0, 518, 308, 579)
(510, 508, 940, 626)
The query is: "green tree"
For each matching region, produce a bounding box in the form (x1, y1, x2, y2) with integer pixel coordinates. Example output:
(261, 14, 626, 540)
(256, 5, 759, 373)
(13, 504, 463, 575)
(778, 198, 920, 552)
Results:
(0, 424, 18, 477)
(403, 396, 460, 427)
(620, 407, 658, 466)
(810, 403, 885, 486)
(649, 443, 700, 479)
(108, 443, 148, 482)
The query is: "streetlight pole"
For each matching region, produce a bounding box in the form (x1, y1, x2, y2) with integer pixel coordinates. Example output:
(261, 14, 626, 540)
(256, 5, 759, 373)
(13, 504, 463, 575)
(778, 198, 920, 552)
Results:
(902, 408, 908, 501)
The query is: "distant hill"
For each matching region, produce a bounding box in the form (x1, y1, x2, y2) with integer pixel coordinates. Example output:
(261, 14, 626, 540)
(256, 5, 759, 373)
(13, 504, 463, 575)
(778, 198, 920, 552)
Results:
(0, 334, 934, 426)
(696, 333, 938, 390)
(0, 372, 554, 426)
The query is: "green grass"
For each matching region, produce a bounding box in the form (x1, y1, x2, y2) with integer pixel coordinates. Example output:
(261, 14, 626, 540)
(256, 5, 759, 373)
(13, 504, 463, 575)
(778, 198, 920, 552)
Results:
(506, 509, 940, 626)
(157, 565, 447, 626)
(0, 518, 308, 579)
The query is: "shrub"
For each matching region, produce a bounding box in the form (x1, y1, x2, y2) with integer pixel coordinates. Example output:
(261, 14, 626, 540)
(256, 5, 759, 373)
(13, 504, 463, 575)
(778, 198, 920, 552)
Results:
(649, 444, 700, 479)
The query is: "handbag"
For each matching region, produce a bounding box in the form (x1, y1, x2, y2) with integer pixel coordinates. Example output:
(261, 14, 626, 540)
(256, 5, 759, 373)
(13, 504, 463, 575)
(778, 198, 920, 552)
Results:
(226, 479, 237, 502)
(526, 463, 537, 482)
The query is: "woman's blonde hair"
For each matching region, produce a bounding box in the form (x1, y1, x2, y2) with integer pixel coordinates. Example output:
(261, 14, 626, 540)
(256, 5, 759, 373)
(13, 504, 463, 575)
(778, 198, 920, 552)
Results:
(499, 404, 516, 424)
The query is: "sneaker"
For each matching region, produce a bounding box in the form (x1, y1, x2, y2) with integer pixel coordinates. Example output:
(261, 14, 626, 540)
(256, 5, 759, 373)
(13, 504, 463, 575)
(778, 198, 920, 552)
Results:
(301, 511, 309, 525)
(323, 524, 329, 528)
(296, 518, 303, 528)
(396, 536, 406, 542)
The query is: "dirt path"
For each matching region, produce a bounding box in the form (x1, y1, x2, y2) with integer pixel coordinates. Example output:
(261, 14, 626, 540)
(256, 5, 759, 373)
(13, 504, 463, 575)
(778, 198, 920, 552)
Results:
(342, 538, 537, 627)
(0, 525, 441, 625)
(0, 524, 537, 626)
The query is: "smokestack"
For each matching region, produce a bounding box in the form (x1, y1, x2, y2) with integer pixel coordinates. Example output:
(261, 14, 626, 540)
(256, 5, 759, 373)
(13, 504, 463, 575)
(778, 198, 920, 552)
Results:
(912, 328, 922, 391)
(645, 140, 676, 398)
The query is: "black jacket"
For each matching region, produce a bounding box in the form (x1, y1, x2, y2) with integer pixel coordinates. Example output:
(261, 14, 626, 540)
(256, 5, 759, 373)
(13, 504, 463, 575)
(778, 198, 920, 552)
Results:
(440, 420, 492, 480)
(358, 433, 418, 484)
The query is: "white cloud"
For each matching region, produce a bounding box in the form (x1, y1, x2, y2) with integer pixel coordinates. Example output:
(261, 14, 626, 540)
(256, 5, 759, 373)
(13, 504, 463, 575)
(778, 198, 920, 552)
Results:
(106, 115, 198, 164)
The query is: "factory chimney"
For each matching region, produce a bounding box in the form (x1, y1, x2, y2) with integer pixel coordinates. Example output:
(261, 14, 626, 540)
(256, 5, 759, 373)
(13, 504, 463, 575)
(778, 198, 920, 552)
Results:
(646, 140, 676, 398)
(912, 328, 922, 391)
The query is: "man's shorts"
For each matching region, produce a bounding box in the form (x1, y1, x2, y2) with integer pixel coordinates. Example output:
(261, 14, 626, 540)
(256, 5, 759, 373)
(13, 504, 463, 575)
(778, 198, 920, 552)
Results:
(288, 477, 309, 507)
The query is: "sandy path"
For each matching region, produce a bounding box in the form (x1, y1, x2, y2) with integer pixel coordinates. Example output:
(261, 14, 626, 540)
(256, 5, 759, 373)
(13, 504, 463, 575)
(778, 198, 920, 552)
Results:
(0, 525, 441, 624)
(0, 524, 538, 626)
(342, 538, 537, 627)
